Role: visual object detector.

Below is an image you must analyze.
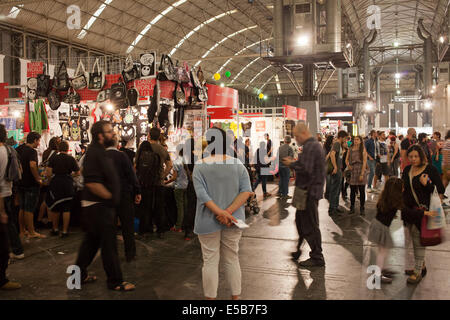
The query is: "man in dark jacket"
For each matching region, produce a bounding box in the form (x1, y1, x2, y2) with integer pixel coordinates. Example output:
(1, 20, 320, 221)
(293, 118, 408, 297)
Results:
(282, 124, 326, 268)
(75, 121, 135, 291)
(106, 134, 141, 262)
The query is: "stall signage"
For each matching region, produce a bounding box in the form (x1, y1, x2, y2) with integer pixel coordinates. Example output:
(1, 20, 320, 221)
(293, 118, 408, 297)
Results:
(255, 120, 266, 132)
(298, 108, 307, 121)
(206, 84, 238, 109)
(207, 106, 233, 120)
(0, 106, 7, 117)
(283, 105, 298, 120)
(134, 79, 156, 97)
(27, 62, 44, 78)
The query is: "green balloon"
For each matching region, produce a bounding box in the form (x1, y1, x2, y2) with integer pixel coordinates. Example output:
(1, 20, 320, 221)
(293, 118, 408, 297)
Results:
(225, 71, 231, 78)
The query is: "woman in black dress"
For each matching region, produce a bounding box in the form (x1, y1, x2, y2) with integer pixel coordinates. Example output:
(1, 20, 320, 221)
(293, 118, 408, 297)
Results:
(45, 141, 80, 237)
(401, 145, 445, 284)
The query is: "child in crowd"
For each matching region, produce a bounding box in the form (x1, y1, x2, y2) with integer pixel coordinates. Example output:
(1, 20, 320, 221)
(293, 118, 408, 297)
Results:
(368, 177, 404, 284)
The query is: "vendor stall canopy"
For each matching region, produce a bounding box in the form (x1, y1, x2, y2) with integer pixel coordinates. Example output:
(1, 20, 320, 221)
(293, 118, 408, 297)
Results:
(0, 0, 448, 96)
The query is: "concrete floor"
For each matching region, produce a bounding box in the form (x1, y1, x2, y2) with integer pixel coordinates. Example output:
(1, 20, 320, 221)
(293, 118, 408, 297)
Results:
(1, 183, 450, 300)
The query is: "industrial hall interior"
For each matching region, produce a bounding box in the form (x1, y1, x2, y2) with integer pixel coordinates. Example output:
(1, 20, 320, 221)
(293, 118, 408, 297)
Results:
(1, 0, 450, 301)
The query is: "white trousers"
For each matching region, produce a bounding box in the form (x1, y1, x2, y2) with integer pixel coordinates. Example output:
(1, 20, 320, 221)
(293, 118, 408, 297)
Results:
(198, 228, 242, 298)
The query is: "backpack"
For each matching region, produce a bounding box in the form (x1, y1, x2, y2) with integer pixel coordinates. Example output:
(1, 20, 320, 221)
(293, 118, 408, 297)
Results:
(137, 144, 161, 188)
(5, 145, 22, 182)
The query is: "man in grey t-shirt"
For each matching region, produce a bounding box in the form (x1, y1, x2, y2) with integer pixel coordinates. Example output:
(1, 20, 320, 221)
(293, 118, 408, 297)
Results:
(277, 136, 294, 199)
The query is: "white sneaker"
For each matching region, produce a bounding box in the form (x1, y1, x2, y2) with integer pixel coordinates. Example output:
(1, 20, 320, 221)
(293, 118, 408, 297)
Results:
(367, 188, 374, 193)
(9, 253, 25, 260)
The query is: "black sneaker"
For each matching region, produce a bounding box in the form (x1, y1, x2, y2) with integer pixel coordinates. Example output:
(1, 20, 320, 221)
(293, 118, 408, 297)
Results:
(349, 206, 355, 214)
(60, 232, 69, 238)
(360, 208, 365, 216)
(298, 258, 325, 268)
(50, 230, 59, 236)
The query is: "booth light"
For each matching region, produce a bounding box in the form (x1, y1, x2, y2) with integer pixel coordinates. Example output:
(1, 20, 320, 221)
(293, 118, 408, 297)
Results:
(396, 90, 401, 95)
(106, 104, 114, 111)
(393, 41, 399, 47)
(395, 73, 401, 79)
(297, 34, 309, 46)
(424, 100, 432, 109)
(364, 102, 373, 111)
(220, 83, 225, 87)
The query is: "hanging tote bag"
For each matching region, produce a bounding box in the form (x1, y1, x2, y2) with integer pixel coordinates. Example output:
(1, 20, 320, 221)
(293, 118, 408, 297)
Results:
(48, 90, 61, 110)
(428, 187, 446, 230)
(110, 77, 127, 108)
(157, 54, 175, 81)
(89, 58, 106, 90)
(71, 60, 88, 90)
(54, 61, 70, 91)
(63, 87, 81, 105)
(122, 54, 139, 83)
(36, 64, 51, 97)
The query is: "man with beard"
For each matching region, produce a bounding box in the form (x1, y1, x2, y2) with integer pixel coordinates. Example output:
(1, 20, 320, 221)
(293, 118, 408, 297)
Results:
(75, 121, 135, 291)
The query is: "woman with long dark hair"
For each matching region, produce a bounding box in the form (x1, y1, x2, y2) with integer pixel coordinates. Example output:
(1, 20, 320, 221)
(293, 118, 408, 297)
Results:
(345, 136, 367, 215)
(401, 145, 445, 284)
(368, 177, 404, 284)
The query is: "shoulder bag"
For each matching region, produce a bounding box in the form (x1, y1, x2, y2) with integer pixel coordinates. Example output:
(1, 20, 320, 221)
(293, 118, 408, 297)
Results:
(409, 169, 443, 246)
(157, 54, 176, 81)
(37, 64, 51, 97)
(71, 60, 88, 90)
(89, 58, 105, 90)
(122, 54, 139, 83)
(53, 61, 70, 91)
(110, 77, 127, 108)
(48, 90, 61, 110)
(63, 87, 81, 105)
(291, 187, 308, 211)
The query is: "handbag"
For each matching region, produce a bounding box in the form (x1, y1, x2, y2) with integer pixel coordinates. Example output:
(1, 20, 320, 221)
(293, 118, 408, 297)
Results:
(174, 61, 191, 83)
(110, 78, 127, 108)
(409, 170, 443, 246)
(291, 187, 308, 211)
(157, 54, 176, 81)
(48, 90, 61, 110)
(63, 87, 81, 105)
(198, 85, 208, 102)
(174, 82, 186, 106)
(139, 52, 156, 78)
(71, 60, 88, 90)
(89, 58, 105, 90)
(127, 87, 138, 107)
(147, 84, 158, 123)
(96, 89, 109, 102)
(122, 54, 139, 83)
(36, 64, 51, 97)
(53, 61, 70, 91)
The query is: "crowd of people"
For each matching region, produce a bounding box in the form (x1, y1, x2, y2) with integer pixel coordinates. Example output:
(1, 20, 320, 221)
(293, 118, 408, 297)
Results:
(0, 120, 449, 296)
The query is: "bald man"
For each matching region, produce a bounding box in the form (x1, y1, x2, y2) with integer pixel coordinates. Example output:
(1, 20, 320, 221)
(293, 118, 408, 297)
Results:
(282, 124, 326, 267)
(400, 128, 417, 172)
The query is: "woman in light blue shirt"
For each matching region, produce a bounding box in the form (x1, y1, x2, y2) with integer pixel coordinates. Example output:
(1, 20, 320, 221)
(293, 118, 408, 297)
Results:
(193, 128, 253, 300)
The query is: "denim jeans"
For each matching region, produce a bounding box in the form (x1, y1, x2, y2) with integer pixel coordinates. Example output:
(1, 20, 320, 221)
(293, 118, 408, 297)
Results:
(278, 166, 290, 196)
(367, 159, 376, 188)
(329, 171, 342, 211)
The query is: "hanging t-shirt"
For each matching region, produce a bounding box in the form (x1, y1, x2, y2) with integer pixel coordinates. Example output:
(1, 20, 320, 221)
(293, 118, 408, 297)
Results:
(46, 104, 62, 137)
(29, 100, 49, 134)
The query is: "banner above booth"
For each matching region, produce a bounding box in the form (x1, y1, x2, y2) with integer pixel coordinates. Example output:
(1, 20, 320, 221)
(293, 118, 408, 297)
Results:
(206, 84, 238, 109)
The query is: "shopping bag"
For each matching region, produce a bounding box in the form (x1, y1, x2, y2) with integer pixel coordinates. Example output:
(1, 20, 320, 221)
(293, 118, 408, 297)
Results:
(421, 215, 443, 246)
(427, 187, 446, 230)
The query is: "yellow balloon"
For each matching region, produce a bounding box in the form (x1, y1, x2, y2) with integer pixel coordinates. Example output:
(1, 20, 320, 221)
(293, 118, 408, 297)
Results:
(214, 73, 221, 81)
(259, 93, 264, 99)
